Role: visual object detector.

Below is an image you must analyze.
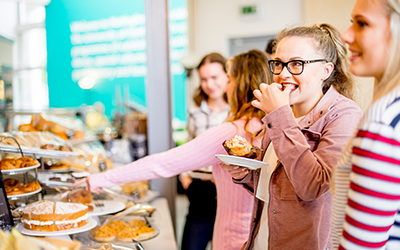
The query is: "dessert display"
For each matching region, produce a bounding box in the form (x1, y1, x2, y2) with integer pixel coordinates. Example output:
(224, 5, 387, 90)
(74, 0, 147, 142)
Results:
(0, 134, 34, 148)
(18, 114, 85, 141)
(223, 135, 261, 159)
(72, 141, 113, 172)
(60, 187, 94, 212)
(0, 157, 39, 171)
(0, 131, 76, 155)
(21, 182, 41, 193)
(40, 144, 72, 152)
(38, 172, 78, 187)
(21, 200, 89, 231)
(4, 178, 41, 196)
(47, 162, 69, 171)
(48, 159, 86, 172)
(92, 219, 155, 242)
(120, 181, 149, 199)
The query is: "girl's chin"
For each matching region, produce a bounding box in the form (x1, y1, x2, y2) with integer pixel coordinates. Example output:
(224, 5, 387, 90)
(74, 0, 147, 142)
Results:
(349, 65, 371, 78)
(349, 61, 374, 77)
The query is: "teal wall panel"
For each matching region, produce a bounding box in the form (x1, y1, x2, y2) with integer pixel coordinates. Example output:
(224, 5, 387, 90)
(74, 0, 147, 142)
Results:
(46, 0, 187, 121)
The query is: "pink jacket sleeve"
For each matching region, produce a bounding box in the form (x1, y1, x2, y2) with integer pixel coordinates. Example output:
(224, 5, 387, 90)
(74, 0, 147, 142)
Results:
(89, 122, 238, 190)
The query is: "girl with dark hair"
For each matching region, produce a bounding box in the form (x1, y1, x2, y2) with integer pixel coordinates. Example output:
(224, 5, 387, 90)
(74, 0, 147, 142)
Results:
(180, 52, 229, 250)
(75, 49, 273, 250)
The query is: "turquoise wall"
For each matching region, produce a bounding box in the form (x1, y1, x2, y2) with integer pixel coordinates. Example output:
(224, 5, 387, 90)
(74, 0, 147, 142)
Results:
(46, 0, 188, 121)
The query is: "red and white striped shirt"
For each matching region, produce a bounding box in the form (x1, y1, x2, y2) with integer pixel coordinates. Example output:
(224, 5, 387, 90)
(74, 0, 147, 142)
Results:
(333, 86, 400, 250)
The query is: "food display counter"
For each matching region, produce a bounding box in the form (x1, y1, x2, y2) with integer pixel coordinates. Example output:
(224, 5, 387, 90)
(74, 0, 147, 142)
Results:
(2, 196, 178, 250)
(68, 197, 178, 250)
(0, 113, 177, 250)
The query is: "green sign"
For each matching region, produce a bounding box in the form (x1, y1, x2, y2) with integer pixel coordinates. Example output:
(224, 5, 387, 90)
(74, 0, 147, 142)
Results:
(241, 5, 257, 15)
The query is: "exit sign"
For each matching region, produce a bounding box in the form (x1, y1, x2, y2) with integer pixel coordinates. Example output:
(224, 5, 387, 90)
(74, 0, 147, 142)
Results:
(241, 5, 257, 15)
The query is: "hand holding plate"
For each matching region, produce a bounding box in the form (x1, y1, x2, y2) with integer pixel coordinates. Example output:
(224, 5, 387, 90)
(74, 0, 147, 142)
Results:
(221, 163, 249, 180)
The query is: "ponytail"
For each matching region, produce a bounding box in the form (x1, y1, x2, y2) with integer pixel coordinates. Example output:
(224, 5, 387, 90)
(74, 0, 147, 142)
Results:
(275, 23, 357, 101)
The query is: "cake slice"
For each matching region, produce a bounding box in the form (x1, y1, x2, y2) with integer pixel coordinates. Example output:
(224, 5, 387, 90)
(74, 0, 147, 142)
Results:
(54, 202, 89, 230)
(22, 200, 57, 231)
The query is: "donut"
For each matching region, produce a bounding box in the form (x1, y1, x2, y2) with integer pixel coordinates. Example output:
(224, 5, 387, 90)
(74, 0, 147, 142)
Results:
(6, 187, 24, 196)
(21, 181, 41, 193)
(18, 157, 39, 168)
(0, 159, 17, 170)
(4, 178, 21, 189)
(14, 158, 23, 168)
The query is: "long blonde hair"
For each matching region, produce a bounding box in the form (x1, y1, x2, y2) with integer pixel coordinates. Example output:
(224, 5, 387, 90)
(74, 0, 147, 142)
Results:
(275, 23, 357, 101)
(226, 49, 273, 140)
(373, 0, 400, 102)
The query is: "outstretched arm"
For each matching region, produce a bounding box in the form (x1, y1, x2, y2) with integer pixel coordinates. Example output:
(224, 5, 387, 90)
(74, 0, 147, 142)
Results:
(73, 122, 238, 190)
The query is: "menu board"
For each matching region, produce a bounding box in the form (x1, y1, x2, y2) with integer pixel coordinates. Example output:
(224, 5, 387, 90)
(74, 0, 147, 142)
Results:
(0, 172, 13, 231)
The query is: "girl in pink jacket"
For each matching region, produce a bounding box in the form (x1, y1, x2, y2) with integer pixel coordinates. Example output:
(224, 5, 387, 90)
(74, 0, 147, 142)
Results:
(224, 24, 363, 249)
(75, 49, 272, 250)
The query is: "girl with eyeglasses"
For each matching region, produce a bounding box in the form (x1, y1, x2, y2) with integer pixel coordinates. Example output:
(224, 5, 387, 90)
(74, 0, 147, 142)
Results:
(223, 23, 363, 249)
(332, 0, 400, 249)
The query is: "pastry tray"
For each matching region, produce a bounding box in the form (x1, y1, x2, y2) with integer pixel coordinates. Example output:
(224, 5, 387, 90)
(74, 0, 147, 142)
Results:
(1, 163, 41, 175)
(0, 145, 80, 158)
(7, 187, 42, 200)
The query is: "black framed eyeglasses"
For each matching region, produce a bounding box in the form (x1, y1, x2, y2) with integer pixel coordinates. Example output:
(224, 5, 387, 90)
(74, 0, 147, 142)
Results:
(268, 59, 328, 75)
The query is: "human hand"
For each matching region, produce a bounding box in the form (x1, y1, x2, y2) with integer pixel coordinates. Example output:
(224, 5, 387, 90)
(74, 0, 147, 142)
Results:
(72, 177, 101, 194)
(252, 83, 291, 114)
(180, 175, 193, 190)
(221, 163, 249, 180)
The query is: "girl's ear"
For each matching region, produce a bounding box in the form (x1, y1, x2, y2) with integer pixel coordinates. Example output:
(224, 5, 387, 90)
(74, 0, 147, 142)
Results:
(323, 62, 335, 80)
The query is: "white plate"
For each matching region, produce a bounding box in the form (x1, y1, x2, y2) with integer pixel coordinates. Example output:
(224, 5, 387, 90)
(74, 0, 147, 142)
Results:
(37, 172, 75, 187)
(16, 217, 97, 236)
(7, 187, 42, 199)
(1, 163, 41, 175)
(187, 171, 213, 180)
(89, 200, 126, 216)
(215, 154, 268, 170)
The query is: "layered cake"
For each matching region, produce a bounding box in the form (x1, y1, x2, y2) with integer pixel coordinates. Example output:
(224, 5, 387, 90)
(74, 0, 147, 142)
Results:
(21, 200, 89, 231)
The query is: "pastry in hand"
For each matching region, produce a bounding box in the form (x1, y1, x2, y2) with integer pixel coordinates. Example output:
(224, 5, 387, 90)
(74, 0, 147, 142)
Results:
(223, 135, 261, 159)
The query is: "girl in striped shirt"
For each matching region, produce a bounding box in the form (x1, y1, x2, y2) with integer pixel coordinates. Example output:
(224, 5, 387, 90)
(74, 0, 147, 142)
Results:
(332, 0, 400, 249)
